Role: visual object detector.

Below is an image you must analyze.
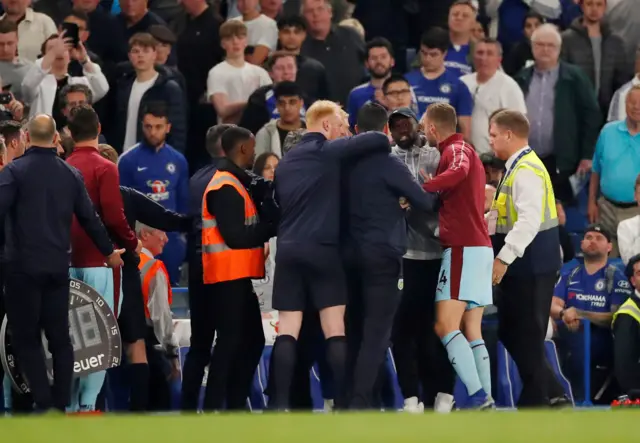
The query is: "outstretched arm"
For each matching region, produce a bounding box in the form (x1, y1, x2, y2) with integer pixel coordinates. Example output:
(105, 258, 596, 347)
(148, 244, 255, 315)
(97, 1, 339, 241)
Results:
(321, 132, 390, 161)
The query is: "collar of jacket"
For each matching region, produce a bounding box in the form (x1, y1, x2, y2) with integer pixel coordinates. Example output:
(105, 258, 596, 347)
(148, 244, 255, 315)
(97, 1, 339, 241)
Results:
(570, 17, 612, 38)
(25, 146, 57, 155)
(216, 158, 252, 188)
(519, 61, 574, 85)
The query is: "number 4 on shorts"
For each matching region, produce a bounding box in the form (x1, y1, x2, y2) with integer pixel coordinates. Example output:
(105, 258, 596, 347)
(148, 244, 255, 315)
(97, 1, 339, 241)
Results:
(439, 270, 448, 286)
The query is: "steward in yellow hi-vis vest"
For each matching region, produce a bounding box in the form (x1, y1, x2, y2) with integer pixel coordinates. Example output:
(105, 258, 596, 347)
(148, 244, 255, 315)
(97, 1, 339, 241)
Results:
(491, 148, 561, 276)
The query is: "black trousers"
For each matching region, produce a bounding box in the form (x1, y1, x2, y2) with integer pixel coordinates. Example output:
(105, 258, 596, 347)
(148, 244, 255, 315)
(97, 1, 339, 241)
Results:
(146, 341, 172, 411)
(391, 258, 455, 406)
(345, 252, 402, 409)
(3, 268, 72, 411)
(497, 272, 565, 407)
(182, 274, 264, 411)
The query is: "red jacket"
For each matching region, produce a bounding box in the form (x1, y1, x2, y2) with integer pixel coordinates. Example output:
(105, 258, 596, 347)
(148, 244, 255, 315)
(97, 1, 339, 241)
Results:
(423, 134, 491, 249)
(67, 146, 138, 267)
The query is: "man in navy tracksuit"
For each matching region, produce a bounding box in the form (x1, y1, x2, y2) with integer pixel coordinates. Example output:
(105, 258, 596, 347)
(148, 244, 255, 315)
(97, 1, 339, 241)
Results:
(118, 105, 189, 284)
(268, 100, 391, 410)
(343, 103, 438, 409)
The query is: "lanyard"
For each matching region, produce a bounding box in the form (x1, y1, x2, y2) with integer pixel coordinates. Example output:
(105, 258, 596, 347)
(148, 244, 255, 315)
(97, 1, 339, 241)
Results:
(493, 148, 532, 201)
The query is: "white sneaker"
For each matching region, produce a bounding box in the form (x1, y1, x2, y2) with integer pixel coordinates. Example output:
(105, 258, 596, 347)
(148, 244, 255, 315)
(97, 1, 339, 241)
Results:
(323, 399, 334, 412)
(403, 396, 424, 413)
(434, 392, 455, 413)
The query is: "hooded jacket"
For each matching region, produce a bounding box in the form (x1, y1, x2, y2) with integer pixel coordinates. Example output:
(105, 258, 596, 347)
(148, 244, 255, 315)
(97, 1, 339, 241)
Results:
(561, 17, 630, 112)
(391, 135, 441, 261)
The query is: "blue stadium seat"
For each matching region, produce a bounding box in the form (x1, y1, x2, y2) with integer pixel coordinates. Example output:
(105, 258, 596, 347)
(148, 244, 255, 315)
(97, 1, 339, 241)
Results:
(495, 340, 574, 407)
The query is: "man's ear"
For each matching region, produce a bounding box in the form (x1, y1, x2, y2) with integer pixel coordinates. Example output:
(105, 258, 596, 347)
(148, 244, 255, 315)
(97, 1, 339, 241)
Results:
(97, 122, 102, 136)
(354, 124, 360, 134)
(166, 122, 172, 134)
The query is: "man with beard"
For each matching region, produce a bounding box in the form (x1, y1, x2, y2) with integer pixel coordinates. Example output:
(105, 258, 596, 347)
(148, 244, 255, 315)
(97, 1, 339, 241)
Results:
(387, 107, 456, 413)
(550, 225, 631, 404)
(118, 103, 189, 285)
(346, 38, 395, 128)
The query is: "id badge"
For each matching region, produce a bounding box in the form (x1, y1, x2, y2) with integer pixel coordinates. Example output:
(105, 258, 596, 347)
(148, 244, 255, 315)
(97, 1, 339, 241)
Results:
(486, 209, 498, 235)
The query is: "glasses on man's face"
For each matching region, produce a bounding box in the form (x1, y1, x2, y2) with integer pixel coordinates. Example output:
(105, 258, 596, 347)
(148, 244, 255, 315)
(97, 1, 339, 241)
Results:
(385, 89, 411, 98)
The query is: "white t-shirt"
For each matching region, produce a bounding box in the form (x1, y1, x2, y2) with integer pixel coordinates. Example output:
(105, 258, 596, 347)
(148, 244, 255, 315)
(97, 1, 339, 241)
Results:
(461, 70, 527, 154)
(230, 14, 278, 51)
(207, 61, 272, 123)
(123, 73, 158, 152)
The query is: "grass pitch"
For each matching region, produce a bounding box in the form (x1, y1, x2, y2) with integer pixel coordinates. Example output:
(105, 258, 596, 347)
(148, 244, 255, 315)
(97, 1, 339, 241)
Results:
(0, 410, 631, 443)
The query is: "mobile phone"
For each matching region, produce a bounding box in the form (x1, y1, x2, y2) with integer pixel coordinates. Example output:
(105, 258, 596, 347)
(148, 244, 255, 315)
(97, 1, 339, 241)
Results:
(0, 92, 12, 105)
(61, 22, 80, 48)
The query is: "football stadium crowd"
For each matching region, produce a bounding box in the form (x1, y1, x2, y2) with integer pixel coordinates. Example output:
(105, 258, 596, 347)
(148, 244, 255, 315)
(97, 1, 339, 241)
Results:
(0, 0, 639, 415)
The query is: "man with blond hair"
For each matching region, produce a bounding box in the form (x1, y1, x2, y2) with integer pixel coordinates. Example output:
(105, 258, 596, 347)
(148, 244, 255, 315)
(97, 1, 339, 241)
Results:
(268, 99, 390, 410)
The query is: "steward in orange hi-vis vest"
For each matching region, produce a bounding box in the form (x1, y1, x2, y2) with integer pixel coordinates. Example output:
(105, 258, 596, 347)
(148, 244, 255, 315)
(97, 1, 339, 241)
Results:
(201, 170, 266, 284)
(138, 250, 173, 319)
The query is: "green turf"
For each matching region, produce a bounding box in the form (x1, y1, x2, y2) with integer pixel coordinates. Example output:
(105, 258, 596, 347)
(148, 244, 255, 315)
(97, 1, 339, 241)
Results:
(0, 411, 633, 443)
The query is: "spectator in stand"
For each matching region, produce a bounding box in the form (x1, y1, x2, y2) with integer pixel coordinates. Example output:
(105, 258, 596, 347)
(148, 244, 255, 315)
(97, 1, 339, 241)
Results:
(66, 105, 140, 412)
(606, 0, 640, 64)
(0, 20, 32, 102)
(613, 254, 640, 396)
(300, 0, 365, 105)
(240, 51, 307, 134)
(589, 85, 640, 257)
(112, 32, 185, 153)
(0, 0, 56, 62)
(618, 175, 640, 265)
(148, 24, 174, 66)
(503, 11, 543, 77)
(472, 19, 486, 41)
(230, 0, 278, 66)
(514, 24, 601, 205)
(560, 0, 629, 114)
(445, 0, 476, 77)
(22, 34, 109, 129)
(277, 15, 328, 104)
(175, 0, 222, 172)
(255, 81, 306, 158)
(461, 38, 526, 154)
(260, 0, 282, 20)
(381, 75, 414, 112)
(207, 21, 271, 125)
(608, 44, 640, 122)
(118, 103, 188, 284)
(551, 225, 631, 404)
(346, 37, 395, 128)
(58, 83, 106, 144)
(60, 10, 104, 78)
(405, 27, 473, 139)
(118, 0, 166, 39)
(70, 0, 129, 65)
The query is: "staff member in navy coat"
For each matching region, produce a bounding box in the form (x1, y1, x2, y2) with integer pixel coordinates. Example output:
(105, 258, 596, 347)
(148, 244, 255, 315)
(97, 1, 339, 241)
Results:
(0, 114, 124, 412)
(343, 102, 438, 409)
(269, 100, 391, 410)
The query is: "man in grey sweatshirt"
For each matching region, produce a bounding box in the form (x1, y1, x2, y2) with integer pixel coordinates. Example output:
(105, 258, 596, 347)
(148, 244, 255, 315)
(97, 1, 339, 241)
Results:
(388, 107, 455, 413)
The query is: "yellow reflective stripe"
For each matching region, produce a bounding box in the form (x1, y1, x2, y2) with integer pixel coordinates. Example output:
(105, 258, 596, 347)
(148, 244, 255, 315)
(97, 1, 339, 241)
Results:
(207, 173, 244, 191)
(613, 300, 640, 326)
(139, 258, 157, 281)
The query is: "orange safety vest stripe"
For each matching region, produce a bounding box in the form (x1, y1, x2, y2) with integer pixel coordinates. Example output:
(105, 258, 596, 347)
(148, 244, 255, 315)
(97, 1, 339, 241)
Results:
(201, 170, 265, 284)
(138, 252, 173, 319)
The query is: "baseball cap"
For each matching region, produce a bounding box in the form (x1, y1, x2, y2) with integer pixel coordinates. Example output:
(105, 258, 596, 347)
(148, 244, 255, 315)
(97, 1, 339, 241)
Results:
(389, 107, 418, 124)
(585, 224, 611, 242)
(149, 25, 177, 45)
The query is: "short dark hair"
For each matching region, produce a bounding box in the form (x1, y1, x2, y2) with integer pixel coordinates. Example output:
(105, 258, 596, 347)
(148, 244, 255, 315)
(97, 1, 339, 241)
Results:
(524, 10, 545, 24)
(206, 124, 235, 158)
(129, 32, 157, 50)
(420, 27, 450, 53)
(220, 126, 253, 155)
(65, 9, 90, 28)
(626, 254, 640, 280)
(357, 102, 389, 133)
(382, 74, 410, 93)
(41, 34, 60, 56)
(67, 105, 100, 142)
(59, 83, 93, 109)
(366, 37, 394, 59)
(490, 109, 530, 138)
(273, 81, 303, 100)
(0, 19, 18, 34)
(142, 101, 169, 121)
(277, 15, 306, 31)
(0, 120, 22, 145)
